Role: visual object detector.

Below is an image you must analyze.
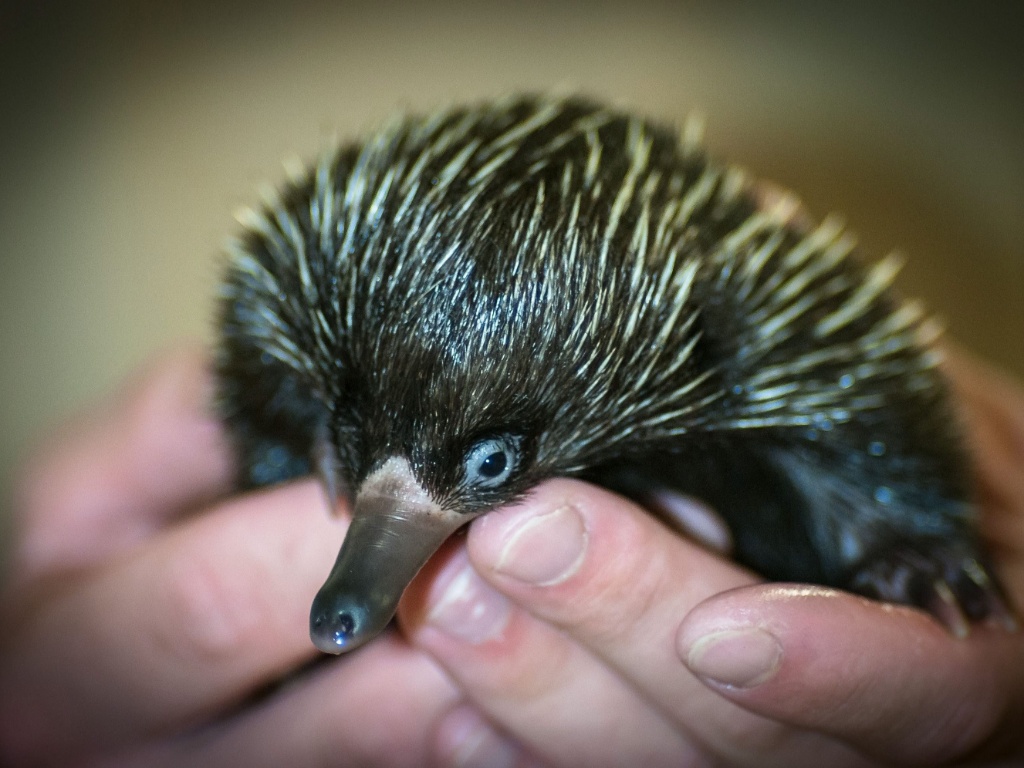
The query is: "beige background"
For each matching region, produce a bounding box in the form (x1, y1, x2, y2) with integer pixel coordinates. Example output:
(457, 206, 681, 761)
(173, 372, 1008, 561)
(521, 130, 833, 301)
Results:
(1, 2, 1022, 545)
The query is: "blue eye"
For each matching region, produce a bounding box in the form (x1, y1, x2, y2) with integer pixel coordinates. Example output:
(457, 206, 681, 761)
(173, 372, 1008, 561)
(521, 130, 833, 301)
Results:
(464, 436, 520, 488)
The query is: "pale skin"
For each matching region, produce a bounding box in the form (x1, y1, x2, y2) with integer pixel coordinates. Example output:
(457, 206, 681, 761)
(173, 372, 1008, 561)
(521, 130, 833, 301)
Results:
(1, 346, 1023, 767)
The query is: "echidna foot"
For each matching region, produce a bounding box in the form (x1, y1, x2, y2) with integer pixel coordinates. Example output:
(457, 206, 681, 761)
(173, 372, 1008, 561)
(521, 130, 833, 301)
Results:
(848, 543, 1017, 637)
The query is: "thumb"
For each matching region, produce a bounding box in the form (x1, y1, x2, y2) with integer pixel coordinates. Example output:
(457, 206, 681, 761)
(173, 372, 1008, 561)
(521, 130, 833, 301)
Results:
(677, 584, 1022, 766)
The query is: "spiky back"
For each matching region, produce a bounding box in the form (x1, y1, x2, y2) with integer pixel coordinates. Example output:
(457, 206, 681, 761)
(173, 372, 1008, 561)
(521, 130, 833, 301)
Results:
(219, 95, 967, 531)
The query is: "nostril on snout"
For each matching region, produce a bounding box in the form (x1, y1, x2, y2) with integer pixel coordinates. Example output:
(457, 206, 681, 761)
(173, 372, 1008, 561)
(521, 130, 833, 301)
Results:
(311, 606, 362, 653)
(334, 611, 356, 642)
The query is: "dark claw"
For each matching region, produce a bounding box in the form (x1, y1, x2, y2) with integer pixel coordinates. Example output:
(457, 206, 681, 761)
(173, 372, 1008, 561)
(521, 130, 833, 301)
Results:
(848, 542, 1017, 636)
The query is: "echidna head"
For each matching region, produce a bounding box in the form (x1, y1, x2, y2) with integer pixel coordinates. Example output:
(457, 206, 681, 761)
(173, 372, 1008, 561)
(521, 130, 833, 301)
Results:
(307, 268, 564, 653)
(307, 218, 634, 653)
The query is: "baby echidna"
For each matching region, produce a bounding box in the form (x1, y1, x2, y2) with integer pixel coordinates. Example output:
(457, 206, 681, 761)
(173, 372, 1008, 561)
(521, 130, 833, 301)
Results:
(216, 94, 1009, 654)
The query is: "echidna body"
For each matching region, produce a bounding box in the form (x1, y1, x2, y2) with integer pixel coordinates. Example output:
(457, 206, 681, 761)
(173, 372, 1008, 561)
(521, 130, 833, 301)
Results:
(217, 95, 1005, 654)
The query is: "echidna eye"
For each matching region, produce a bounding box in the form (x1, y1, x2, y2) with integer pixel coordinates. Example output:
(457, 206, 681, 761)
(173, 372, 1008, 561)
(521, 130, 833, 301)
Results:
(464, 436, 521, 488)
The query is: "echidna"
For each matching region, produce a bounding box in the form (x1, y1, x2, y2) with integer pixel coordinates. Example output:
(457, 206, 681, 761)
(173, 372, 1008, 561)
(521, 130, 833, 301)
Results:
(216, 94, 1009, 655)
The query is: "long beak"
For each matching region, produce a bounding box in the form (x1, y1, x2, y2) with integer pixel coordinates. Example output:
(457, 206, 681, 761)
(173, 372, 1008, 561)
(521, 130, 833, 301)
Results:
(309, 457, 466, 654)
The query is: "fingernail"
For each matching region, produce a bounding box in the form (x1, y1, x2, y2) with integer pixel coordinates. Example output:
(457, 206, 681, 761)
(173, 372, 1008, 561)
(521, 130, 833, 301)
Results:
(436, 706, 521, 768)
(683, 627, 783, 689)
(428, 556, 511, 644)
(649, 490, 733, 554)
(494, 505, 587, 586)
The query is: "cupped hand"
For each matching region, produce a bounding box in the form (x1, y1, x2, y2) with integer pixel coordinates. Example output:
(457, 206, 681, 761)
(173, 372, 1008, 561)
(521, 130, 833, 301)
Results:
(3, 346, 1023, 768)
(0, 350, 461, 768)
(397, 349, 1024, 767)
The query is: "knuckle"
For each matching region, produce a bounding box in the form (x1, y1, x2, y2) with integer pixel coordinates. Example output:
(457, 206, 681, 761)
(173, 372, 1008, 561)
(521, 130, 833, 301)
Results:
(553, 503, 673, 643)
(919, 674, 1005, 764)
(10, 424, 85, 526)
(121, 358, 185, 458)
(153, 537, 266, 665)
(483, 624, 578, 702)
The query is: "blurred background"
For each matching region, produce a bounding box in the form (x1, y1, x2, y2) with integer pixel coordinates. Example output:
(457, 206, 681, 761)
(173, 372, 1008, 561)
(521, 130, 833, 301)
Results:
(1, 1, 1021, 540)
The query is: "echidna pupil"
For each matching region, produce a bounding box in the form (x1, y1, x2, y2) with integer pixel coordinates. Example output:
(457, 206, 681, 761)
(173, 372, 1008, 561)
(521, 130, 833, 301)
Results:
(216, 94, 1013, 654)
(479, 450, 507, 478)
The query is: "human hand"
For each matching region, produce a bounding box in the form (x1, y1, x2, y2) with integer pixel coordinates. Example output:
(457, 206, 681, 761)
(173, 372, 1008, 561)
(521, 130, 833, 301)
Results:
(395, 348, 1024, 766)
(0, 349, 465, 767)
(4, 346, 1022, 767)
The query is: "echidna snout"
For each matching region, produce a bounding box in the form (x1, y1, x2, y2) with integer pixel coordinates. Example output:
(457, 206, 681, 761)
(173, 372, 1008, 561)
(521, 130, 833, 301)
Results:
(309, 457, 469, 654)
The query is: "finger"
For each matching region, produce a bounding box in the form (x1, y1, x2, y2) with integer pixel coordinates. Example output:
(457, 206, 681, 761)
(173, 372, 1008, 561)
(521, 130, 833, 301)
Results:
(107, 634, 465, 768)
(10, 346, 234, 581)
(434, 704, 548, 768)
(460, 479, 870, 767)
(943, 349, 1024, 600)
(678, 584, 1024, 765)
(962, 400, 1024, 596)
(945, 346, 1024, 461)
(399, 540, 702, 768)
(946, 348, 1024, 514)
(0, 480, 341, 766)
